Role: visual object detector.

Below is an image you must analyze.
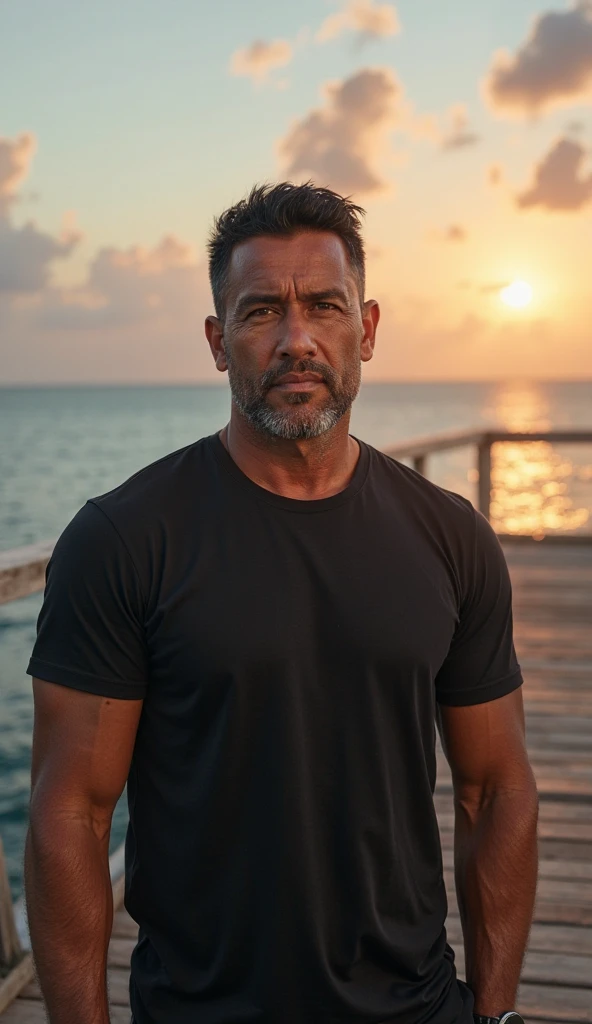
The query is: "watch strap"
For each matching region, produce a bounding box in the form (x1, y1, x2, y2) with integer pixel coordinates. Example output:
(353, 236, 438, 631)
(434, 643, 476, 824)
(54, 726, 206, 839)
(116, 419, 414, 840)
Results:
(473, 1014, 525, 1024)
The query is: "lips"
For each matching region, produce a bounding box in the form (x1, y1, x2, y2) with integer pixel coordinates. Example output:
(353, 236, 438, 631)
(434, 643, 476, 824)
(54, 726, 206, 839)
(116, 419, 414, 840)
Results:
(274, 372, 325, 385)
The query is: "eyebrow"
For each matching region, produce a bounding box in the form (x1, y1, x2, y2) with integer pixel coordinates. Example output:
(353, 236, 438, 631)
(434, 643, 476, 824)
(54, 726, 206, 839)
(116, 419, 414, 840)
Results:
(234, 289, 350, 316)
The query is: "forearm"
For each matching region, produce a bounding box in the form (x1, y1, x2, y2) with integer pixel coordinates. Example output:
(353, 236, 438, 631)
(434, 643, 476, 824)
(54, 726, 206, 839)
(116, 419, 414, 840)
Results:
(454, 779, 538, 1015)
(24, 813, 113, 1024)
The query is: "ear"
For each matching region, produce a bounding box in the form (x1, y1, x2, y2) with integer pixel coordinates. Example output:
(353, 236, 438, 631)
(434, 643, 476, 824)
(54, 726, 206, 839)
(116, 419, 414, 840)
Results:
(205, 315, 228, 373)
(360, 299, 380, 363)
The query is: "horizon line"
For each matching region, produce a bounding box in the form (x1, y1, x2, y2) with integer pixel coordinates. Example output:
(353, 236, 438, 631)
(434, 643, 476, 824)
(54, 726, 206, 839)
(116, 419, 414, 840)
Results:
(2, 377, 592, 388)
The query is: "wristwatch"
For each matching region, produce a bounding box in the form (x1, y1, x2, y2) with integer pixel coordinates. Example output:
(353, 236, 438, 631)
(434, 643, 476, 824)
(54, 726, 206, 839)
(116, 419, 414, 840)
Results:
(473, 1014, 525, 1024)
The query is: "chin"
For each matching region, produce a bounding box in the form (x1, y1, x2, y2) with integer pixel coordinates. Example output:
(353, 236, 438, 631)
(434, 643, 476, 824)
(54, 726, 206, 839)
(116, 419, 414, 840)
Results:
(253, 406, 345, 440)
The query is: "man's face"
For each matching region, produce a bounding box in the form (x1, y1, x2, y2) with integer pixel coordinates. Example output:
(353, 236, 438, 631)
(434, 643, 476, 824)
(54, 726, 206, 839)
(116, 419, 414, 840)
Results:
(206, 230, 378, 440)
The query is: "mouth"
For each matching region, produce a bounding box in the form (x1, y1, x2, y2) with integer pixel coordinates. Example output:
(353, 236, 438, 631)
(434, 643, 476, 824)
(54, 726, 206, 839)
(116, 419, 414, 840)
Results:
(271, 372, 326, 393)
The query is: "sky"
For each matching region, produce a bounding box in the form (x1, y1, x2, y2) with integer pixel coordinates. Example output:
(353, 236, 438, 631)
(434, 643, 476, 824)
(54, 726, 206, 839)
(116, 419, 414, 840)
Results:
(2, 0, 592, 383)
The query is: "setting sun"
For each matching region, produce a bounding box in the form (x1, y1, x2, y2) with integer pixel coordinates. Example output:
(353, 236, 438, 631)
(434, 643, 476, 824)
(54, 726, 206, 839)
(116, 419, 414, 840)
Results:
(500, 279, 533, 309)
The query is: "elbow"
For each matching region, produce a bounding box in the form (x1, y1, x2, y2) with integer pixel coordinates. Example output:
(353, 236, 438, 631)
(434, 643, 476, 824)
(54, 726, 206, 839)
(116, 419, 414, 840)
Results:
(455, 763, 539, 827)
(28, 784, 113, 846)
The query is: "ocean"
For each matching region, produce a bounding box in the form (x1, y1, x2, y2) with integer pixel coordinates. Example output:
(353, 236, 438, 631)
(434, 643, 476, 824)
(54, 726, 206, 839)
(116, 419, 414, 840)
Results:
(1, 379, 592, 898)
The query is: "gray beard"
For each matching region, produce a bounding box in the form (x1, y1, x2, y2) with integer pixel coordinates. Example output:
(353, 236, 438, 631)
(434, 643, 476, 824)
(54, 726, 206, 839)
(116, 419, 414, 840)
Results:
(226, 357, 361, 440)
(236, 400, 347, 440)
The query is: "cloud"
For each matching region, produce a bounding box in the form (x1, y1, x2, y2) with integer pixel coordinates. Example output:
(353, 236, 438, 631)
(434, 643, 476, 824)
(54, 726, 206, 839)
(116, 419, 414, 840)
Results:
(443, 224, 467, 242)
(0, 219, 79, 293)
(484, 2, 592, 116)
(0, 132, 36, 213)
(2, 231, 215, 384)
(316, 1, 400, 44)
(479, 280, 510, 294)
(0, 132, 80, 293)
(516, 136, 592, 210)
(229, 39, 293, 83)
(0, 130, 220, 383)
(430, 224, 468, 243)
(362, 293, 568, 381)
(488, 163, 503, 186)
(39, 235, 203, 329)
(441, 104, 480, 150)
(278, 67, 401, 194)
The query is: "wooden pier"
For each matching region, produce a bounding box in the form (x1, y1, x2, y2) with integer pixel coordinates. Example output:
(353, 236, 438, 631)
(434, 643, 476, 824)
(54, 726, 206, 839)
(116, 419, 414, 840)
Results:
(1, 430, 591, 1022)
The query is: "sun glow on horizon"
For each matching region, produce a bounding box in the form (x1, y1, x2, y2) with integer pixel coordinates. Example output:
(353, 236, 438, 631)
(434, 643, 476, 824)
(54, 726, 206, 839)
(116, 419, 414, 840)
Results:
(500, 279, 533, 309)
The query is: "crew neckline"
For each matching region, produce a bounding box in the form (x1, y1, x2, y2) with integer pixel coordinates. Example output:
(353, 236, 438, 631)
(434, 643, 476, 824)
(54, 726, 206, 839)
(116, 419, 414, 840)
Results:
(209, 429, 370, 513)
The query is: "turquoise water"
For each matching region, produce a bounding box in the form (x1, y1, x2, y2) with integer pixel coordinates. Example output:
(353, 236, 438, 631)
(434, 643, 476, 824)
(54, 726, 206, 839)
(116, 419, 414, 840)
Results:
(2, 379, 592, 898)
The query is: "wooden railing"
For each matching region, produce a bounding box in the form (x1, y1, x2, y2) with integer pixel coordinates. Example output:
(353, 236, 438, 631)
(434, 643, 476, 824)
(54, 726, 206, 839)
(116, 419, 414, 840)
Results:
(0, 425, 591, 1009)
(382, 427, 592, 541)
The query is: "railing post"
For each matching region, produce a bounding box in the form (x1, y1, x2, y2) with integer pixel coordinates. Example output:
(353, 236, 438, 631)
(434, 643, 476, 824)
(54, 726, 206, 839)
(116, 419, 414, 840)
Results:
(477, 440, 492, 521)
(0, 836, 22, 969)
(413, 454, 427, 476)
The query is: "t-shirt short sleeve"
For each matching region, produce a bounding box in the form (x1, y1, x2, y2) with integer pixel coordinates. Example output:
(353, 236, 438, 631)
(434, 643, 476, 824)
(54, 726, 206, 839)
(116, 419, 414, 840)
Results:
(26, 499, 149, 699)
(435, 506, 523, 707)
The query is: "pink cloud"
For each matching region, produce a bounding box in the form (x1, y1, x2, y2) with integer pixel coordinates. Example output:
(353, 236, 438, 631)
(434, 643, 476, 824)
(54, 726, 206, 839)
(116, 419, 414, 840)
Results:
(229, 39, 293, 84)
(0, 133, 36, 213)
(39, 235, 203, 329)
(279, 68, 402, 194)
(517, 136, 592, 210)
(315, 1, 400, 44)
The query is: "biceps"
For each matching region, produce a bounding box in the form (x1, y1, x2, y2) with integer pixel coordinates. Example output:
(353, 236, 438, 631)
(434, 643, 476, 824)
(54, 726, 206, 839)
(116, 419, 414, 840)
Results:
(31, 678, 143, 821)
(437, 688, 530, 795)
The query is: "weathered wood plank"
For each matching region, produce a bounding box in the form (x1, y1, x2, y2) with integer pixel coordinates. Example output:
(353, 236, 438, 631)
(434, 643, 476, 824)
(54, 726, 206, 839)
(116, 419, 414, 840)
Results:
(0, 542, 55, 606)
(109, 937, 136, 968)
(0, 960, 34, 1018)
(0, 840, 22, 969)
(521, 952, 592, 988)
(518, 982, 592, 1022)
(112, 910, 138, 940)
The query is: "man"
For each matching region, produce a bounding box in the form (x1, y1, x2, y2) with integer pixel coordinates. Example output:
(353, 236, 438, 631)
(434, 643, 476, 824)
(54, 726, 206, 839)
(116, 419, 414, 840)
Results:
(25, 182, 538, 1024)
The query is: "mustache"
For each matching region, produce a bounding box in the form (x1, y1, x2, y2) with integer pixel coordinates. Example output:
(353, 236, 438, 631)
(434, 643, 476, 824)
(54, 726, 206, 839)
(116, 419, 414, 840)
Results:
(259, 360, 339, 392)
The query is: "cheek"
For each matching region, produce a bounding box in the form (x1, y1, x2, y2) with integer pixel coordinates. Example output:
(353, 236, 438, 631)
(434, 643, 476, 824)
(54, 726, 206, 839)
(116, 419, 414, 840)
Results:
(228, 327, 277, 366)
(323, 319, 364, 363)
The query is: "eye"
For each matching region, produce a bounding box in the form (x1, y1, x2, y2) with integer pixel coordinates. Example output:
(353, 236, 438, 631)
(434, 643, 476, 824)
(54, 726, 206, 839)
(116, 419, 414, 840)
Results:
(248, 307, 274, 318)
(314, 302, 338, 310)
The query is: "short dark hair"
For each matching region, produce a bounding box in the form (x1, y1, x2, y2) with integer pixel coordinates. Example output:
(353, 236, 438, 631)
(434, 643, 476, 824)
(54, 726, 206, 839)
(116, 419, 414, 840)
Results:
(207, 181, 366, 318)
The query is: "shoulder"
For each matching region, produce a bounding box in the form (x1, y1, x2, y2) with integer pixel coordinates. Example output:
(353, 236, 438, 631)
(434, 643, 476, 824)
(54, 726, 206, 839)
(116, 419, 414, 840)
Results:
(363, 443, 509, 607)
(47, 437, 215, 580)
(87, 434, 215, 528)
(363, 440, 477, 529)
(362, 441, 484, 599)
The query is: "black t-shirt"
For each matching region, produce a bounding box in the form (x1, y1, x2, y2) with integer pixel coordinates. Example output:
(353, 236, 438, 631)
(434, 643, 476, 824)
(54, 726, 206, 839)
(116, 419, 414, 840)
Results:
(27, 432, 523, 1024)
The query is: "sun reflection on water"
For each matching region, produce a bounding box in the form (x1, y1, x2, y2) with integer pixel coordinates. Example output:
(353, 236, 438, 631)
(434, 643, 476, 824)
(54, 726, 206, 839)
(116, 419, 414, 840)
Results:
(478, 383, 591, 539)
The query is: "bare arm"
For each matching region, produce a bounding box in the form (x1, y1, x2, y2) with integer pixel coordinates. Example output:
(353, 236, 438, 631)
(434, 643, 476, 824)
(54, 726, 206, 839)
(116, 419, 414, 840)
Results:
(437, 687, 539, 1016)
(25, 678, 143, 1024)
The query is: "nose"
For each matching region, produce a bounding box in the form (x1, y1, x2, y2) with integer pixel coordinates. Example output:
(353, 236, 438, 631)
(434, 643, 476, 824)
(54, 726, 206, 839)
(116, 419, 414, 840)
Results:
(276, 307, 317, 360)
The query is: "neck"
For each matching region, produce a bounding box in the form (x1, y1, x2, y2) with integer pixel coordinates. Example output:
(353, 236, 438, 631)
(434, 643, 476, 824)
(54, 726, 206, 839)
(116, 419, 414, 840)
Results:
(219, 406, 360, 500)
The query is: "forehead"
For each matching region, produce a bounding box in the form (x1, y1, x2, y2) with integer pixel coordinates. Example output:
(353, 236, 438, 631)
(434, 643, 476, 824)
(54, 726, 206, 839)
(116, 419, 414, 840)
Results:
(226, 231, 356, 296)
